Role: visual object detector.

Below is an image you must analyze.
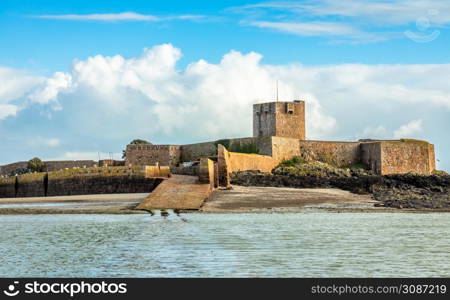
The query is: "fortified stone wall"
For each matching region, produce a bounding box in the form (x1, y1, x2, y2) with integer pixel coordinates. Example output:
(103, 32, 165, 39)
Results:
(428, 143, 436, 172)
(297, 140, 362, 167)
(125, 144, 181, 167)
(16, 173, 46, 197)
(228, 152, 277, 173)
(361, 142, 382, 174)
(198, 158, 217, 189)
(275, 101, 305, 140)
(0, 166, 162, 198)
(253, 101, 305, 140)
(179, 137, 273, 163)
(0, 160, 97, 176)
(271, 136, 301, 162)
(218, 145, 278, 187)
(181, 142, 217, 162)
(379, 140, 435, 175)
(0, 177, 16, 198)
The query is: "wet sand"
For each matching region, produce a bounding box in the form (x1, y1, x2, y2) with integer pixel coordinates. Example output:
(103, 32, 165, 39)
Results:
(1, 187, 448, 214)
(0, 194, 149, 214)
(201, 186, 401, 213)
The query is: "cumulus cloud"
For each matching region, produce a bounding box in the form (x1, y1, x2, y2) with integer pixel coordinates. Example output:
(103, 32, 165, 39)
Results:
(0, 104, 19, 120)
(29, 44, 336, 140)
(4, 44, 450, 140)
(393, 119, 424, 139)
(1, 44, 450, 169)
(28, 72, 72, 105)
(0, 67, 44, 119)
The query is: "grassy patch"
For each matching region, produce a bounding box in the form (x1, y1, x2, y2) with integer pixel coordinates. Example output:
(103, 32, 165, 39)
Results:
(279, 156, 306, 167)
(229, 143, 259, 154)
(215, 139, 259, 154)
(432, 170, 449, 176)
(342, 163, 369, 170)
(214, 139, 230, 150)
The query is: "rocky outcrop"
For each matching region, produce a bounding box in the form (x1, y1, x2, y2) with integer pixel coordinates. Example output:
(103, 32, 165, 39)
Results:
(231, 171, 450, 209)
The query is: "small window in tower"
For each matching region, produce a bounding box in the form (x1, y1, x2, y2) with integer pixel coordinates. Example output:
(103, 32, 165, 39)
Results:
(286, 103, 294, 114)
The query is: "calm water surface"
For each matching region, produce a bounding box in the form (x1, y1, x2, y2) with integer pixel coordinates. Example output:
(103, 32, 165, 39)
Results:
(0, 213, 449, 277)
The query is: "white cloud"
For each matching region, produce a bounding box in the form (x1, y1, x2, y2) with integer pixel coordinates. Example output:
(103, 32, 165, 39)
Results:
(234, 0, 450, 42)
(249, 21, 362, 37)
(28, 72, 72, 104)
(0, 104, 19, 120)
(362, 125, 389, 139)
(5, 44, 449, 143)
(49, 152, 122, 161)
(393, 119, 424, 138)
(2, 44, 450, 169)
(28, 137, 61, 148)
(240, 0, 450, 26)
(34, 12, 205, 22)
(0, 67, 44, 119)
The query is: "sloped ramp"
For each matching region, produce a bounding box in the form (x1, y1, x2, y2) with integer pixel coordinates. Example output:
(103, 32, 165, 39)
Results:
(136, 175, 211, 210)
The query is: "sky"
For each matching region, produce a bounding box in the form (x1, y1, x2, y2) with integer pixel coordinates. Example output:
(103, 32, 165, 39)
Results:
(1, 0, 450, 171)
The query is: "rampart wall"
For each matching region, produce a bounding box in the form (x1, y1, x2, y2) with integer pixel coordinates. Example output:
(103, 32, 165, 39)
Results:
(125, 144, 181, 167)
(0, 167, 162, 198)
(379, 140, 435, 175)
(0, 160, 97, 176)
(297, 140, 362, 167)
(218, 144, 277, 187)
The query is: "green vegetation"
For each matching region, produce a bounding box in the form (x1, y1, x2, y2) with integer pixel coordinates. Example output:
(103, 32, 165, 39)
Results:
(27, 157, 45, 173)
(432, 170, 449, 176)
(278, 156, 306, 167)
(214, 139, 231, 150)
(214, 139, 259, 154)
(130, 139, 151, 145)
(0, 176, 15, 186)
(273, 157, 372, 177)
(17, 172, 46, 183)
(399, 139, 430, 145)
(229, 143, 259, 154)
(49, 166, 146, 179)
(123, 139, 152, 158)
(342, 163, 369, 170)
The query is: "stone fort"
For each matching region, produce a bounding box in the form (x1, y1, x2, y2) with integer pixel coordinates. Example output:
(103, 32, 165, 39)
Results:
(124, 100, 436, 176)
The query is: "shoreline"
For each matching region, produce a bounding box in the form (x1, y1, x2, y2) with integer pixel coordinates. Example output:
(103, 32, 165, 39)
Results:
(1, 187, 450, 215)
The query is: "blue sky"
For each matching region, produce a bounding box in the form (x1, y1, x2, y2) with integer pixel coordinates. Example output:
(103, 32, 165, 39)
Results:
(1, 0, 450, 170)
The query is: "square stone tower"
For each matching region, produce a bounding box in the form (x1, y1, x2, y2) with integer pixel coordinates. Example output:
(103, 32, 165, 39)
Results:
(253, 100, 305, 140)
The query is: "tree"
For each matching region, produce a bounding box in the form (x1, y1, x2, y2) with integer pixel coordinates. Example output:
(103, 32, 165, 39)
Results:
(27, 157, 45, 173)
(122, 139, 152, 159)
(130, 139, 151, 145)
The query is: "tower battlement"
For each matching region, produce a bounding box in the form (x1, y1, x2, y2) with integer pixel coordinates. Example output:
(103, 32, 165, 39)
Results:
(253, 100, 305, 140)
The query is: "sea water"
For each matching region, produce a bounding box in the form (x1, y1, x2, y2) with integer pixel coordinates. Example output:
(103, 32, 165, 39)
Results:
(0, 213, 449, 277)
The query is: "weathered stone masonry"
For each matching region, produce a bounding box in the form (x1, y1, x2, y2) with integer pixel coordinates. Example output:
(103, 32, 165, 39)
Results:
(125, 144, 181, 168)
(122, 101, 437, 176)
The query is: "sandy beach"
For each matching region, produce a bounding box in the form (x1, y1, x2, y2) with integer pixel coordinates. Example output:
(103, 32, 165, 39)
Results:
(0, 193, 149, 214)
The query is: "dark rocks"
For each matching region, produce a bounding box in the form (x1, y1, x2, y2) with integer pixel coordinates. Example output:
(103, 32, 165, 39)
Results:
(231, 171, 450, 210)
